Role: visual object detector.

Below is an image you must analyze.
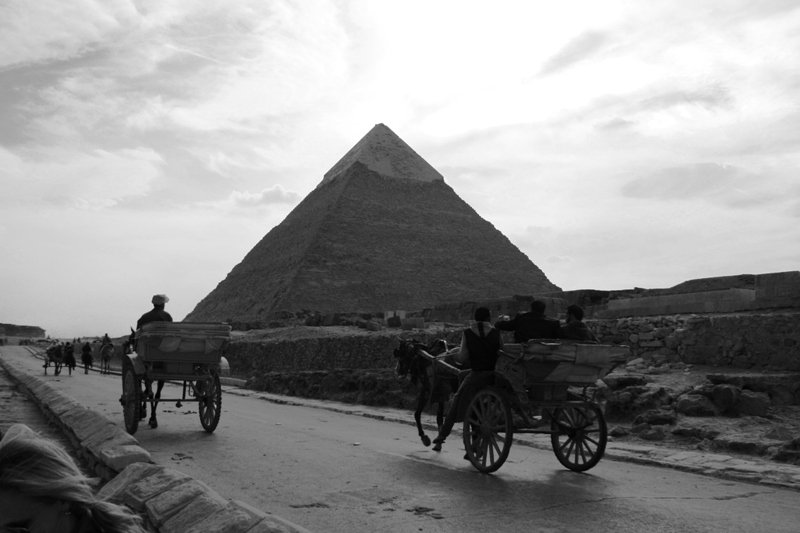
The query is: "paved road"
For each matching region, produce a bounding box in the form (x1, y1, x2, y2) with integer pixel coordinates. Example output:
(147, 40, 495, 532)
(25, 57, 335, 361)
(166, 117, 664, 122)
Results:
(3, 346, 799, 533)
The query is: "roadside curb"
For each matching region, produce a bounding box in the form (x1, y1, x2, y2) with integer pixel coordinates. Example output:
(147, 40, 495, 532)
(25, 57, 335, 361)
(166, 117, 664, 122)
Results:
(222, 386, 800, 491)
(0, 355, 314, 533)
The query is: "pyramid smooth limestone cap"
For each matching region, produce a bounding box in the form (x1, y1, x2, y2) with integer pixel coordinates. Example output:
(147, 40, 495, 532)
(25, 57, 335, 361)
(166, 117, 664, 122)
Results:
(321, 123, 444, 186)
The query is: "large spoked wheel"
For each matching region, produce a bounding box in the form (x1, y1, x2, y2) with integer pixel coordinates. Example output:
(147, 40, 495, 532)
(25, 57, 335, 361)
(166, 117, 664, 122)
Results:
(122, 364, 140, 435)
(550, 404, 607, 472)
(198, 371, 222, 432)
(462, 387, 513, 473)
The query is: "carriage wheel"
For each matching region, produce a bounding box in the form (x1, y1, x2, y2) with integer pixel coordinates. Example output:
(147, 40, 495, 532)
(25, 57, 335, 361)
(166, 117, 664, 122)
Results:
(198, 371, 222, 432)
(122, 364, 140, 435)
(550, 404, 607, 472)
(462, 387, 513, 473)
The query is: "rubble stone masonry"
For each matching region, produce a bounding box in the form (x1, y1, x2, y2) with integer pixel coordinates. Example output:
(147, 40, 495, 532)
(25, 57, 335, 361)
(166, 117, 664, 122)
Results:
(224, 311, 800, 381)
(589, 312, 800, 371)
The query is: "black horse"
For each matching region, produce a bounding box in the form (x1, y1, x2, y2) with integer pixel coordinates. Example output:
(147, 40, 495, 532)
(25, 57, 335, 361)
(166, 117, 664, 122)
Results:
(123, 328, 166, 429)
(394, 338, 468, 447)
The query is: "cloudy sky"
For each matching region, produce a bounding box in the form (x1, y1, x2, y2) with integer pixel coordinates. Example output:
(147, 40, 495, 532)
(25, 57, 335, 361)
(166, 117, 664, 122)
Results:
(1, 0, 799, 338)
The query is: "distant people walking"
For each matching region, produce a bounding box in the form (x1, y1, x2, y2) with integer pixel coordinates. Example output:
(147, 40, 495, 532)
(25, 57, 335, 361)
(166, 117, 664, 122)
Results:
(136, 294, 174, 330)
(81, 341, 94, 373)
(63, 342, 77, 375)
(0, 424, 148, 533)
(558, 304, 599, 343)
(495, 300, 560, 342)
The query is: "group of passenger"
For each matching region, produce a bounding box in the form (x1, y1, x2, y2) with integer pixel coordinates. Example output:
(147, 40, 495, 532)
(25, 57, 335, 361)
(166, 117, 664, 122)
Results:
(432, 300, 598, 451)
(494, 300, 598, 343)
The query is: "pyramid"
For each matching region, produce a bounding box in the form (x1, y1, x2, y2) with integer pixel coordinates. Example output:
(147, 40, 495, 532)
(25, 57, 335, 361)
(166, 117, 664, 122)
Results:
(185, 124, 560, 325)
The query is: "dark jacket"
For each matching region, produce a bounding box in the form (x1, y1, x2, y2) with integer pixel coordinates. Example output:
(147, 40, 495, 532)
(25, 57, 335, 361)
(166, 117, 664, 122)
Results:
(460, 321, 503, 372)
(559, 320, 599, 342)
(136, 307, 173, 330)
(495, 312, 560, 343)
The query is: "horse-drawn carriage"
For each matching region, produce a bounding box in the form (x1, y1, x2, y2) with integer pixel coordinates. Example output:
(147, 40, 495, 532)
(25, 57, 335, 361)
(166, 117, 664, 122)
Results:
(405, 339, 629, 474)
(119, 322, 231, 435)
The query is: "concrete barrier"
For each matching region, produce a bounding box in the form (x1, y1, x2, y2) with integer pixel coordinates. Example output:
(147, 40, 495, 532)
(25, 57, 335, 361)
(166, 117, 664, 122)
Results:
(0, 356, 313, 533)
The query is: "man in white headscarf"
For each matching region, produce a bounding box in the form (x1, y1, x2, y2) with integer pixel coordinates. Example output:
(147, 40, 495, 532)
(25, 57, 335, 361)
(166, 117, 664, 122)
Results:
(136, 294, 174, 330)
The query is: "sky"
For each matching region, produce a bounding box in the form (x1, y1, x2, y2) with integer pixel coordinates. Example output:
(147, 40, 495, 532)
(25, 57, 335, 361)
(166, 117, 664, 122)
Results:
(1, 0, 799, 338)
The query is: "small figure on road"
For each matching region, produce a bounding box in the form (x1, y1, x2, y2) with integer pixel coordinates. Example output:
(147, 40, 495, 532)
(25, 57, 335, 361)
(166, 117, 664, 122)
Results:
(432, 307, 503, 452)
(63, 342, 77, 375)
(136, 294, 174, 330)
(0, 424, 148, 533)
(494, 300, 560, 342)
(558, 304, 599, 343)
(81, 341, 94, 373)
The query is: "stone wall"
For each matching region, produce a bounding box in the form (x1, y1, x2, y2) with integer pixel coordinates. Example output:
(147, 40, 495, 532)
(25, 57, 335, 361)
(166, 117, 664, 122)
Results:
(424, 271, 800, 322)
(224, 330, 464, 378)
(0, 323, 46, 338)
(224, 312, 800, 377)
(589, 312, 800, 371)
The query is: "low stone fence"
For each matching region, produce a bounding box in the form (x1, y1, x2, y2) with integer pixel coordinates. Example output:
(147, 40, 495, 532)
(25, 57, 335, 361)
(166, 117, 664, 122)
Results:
(225, 330, 463, 378)
(226, 312, 800, 378)
(589, 312, 800, 371)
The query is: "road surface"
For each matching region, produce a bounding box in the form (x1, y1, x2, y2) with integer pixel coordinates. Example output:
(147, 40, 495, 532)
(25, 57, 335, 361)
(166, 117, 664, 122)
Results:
(2, 346, 798, 533)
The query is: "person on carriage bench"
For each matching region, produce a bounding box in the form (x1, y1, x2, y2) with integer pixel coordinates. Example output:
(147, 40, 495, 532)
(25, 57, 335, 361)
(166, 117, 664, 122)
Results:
(432, 306, 503, 452)
(136, 294, 174, 330)
(558, 304, 599, 343)
(494, 299, 560, 342)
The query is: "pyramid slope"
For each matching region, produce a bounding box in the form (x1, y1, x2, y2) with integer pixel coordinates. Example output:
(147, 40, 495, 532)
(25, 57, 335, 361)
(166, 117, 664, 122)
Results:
(185, 173, 350, 324)
(186, 162, 559, 324)
(321, 124, 443, 186)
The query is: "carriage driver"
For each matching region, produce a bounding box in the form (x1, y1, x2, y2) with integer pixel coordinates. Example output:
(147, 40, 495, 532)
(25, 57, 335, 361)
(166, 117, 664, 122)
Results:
(432, 306, 503, 453)
(137, 294, 174, 330)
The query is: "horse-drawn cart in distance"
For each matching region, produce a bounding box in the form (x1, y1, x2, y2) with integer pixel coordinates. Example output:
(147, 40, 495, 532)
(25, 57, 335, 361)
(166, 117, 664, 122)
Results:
(120, 322, 231, 435)
(418, 339, 629, 474)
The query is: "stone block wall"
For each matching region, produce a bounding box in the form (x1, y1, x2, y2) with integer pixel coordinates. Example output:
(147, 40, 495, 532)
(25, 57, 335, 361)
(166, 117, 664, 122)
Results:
(589, 312, 800, 371)
(224, 312, 800, 377)
(753, 271, 800, 310)
(596, 288, 757, 318)
(224, 330, 463, 378)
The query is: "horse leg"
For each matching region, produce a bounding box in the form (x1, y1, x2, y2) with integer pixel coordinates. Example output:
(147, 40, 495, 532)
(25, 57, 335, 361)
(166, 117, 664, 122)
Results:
(436, 402, 445, 432)
(414, 387, 435, 447)
(140, 379, 152, 420)
(149, 380, 164, 428)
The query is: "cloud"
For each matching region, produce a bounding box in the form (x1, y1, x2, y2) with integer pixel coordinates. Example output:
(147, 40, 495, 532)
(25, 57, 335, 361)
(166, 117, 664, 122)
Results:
(636, 86, 733, 113)
(231, 185, 299, 206)
(620, 162, 799, 213)
(622, 163, 743, 200)
(0, 146, 163, 209)
(0, 0, 136, 68)
(198, 185, 300, 212)
(538, 30, 609, 76)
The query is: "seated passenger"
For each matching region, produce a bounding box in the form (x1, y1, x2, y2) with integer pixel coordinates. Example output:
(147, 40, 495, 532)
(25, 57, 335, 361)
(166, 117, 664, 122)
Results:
(494, 300, 560, 342)
(558, 304, 599, 343)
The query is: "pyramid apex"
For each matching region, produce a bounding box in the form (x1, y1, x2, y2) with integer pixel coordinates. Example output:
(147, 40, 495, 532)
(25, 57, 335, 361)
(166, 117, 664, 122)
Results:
(321, 124, 444, 186)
